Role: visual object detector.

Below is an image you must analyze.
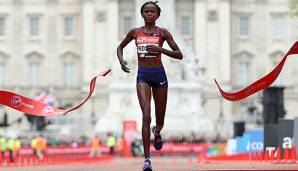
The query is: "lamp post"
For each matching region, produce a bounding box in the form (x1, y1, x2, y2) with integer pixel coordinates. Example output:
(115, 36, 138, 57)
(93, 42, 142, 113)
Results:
(216, 98, 225, 140)
(91, 94, 97, 127)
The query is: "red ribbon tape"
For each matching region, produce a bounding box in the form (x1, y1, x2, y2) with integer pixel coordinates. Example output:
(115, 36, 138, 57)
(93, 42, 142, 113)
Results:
(215, 42, 298, 101)
(0, 69, 111, 116)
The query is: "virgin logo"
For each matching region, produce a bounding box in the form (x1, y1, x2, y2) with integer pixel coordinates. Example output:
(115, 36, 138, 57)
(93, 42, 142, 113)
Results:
(137, 37, 159, 44)
(137, 37, 146, 43)
(11, 96, 22, 107)
(43, 106, 54, 115)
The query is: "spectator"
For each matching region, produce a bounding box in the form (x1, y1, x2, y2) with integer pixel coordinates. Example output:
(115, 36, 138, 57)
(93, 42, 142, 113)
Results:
(106, 133, 116, 155)
(131, 138, 143, 157)
(7, 137, 19, 163)
(15, 137, 21, 158)
(31, 136, 37, 157)
(35, 135, 47, 160)
(117, 136, 125, 156)
(0, 135, 6, 161)
(49, 137, 58, 146)
(89, 134, 101, 157)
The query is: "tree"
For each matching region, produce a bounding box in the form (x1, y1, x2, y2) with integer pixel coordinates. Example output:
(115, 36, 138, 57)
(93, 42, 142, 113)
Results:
(289, 0, 298, 16)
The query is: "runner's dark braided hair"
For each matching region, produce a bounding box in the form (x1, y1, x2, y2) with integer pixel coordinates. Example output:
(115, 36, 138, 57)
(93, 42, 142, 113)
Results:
(140, 1, 161, 16)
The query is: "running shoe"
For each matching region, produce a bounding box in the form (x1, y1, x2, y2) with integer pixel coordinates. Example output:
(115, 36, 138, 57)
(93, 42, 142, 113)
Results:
(143, 158, 152, 171)
(152, 126, 163, 150)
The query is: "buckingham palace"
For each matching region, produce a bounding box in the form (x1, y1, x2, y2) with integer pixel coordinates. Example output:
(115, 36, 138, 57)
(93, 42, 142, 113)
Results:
(0, 0, 298, 139)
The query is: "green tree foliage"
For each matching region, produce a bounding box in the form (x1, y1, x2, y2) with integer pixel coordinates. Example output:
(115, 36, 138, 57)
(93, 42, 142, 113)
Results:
(289, 0, 298, 16)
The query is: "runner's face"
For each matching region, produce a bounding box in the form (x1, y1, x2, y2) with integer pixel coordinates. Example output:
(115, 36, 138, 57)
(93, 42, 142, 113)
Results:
(142, 4, 159, 23)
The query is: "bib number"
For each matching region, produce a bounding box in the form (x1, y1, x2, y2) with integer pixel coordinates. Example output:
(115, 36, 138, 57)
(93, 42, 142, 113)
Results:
(137, 43, 159, 58)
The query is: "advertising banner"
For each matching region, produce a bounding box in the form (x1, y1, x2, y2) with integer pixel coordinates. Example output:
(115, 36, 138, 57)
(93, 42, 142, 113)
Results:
(278, 119, 294, 153)
(246, 129, 264, 152)
(293, 117, 298, 156)
(264, 123, 278, 151)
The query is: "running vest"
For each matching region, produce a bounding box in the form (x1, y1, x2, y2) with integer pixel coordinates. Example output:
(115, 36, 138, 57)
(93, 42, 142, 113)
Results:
(135, 26, 164, 60)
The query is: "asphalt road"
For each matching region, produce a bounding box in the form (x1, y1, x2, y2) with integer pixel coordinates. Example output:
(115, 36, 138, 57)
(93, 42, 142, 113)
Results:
(1, 157, 298, 171)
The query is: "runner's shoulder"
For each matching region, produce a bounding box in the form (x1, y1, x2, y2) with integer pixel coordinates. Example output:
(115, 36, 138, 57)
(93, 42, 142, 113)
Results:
(159, 27, 172, 38)
(127, 28, 139, 38)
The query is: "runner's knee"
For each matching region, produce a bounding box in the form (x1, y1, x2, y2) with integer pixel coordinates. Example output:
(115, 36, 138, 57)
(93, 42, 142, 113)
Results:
(142, 114, 151, 125)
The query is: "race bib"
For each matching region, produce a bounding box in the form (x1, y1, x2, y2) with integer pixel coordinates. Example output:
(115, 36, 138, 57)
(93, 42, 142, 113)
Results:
(137, 37, 159, 58)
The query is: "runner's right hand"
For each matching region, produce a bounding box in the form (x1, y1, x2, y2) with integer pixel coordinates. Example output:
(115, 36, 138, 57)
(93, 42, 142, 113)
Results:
(120, 60, 130, 73)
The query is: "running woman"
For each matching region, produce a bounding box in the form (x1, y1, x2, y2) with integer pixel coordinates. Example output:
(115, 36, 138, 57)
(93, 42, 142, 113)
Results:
(117, 1, 183, 171)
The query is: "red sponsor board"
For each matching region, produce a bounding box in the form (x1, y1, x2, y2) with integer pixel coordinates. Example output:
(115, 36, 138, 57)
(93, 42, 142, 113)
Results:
(17, 143, 206, 156)
(123, 120, 137, 157)
(150, 143, 205, 154)
(18, 146, 118, 155)
(123, 120, 137, 141)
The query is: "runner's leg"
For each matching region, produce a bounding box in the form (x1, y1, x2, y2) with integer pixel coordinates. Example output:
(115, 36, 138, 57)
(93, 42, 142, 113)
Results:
(152, 87, 167, 135)
(137, 83, 152, 159)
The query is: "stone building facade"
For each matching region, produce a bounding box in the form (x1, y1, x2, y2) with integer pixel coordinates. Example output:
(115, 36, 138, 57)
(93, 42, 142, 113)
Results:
(0, 0, 297, 138)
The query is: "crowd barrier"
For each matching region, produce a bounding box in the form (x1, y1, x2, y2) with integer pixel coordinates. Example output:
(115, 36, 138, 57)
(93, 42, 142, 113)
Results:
(150, 143, 206, 155)
(2, 143, 296, 166)
(0, 146, 116, 167)
(0, 143, 207, 167)
(201, 146, 298, 164)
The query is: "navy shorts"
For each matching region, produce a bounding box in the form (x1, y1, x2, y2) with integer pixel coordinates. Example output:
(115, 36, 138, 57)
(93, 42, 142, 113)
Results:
(137, 67, 168, 88)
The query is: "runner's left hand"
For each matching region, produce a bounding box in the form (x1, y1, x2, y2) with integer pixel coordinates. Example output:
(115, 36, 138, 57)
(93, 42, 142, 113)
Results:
(146, 45, 162, 53)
